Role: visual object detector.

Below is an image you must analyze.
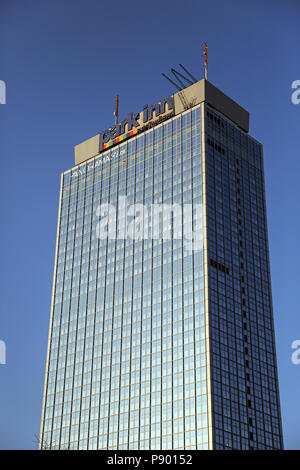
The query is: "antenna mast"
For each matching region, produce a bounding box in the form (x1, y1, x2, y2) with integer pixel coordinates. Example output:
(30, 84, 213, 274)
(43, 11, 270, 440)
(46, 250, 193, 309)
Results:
(114, 94, 119, 125)
(204, 43, 208, 80)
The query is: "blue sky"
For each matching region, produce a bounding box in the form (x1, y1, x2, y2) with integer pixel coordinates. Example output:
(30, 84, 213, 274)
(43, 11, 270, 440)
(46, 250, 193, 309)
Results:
(0, 0, 299, 450)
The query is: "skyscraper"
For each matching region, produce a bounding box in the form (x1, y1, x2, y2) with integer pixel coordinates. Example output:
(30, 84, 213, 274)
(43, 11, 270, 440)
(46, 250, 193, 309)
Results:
(40, 79, 283, 450)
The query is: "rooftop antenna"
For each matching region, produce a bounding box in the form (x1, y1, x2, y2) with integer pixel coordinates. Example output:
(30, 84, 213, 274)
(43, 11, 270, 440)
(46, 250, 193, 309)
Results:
(114, 94, 119, 125)
(204, 43, 208, 80)
(161, 64, 199, 111)
(179, 64, 198, 83)
(161, 72, 182, 91)
(170, 68, 194, 88)
(161, 64, 198, 92)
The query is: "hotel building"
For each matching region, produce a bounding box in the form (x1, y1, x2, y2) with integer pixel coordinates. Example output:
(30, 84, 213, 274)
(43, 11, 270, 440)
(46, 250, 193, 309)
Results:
(40, 79, 283, 450)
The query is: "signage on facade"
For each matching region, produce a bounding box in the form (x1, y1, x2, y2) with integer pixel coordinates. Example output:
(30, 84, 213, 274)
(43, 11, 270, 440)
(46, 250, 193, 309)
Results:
(99, 96, 174, 151)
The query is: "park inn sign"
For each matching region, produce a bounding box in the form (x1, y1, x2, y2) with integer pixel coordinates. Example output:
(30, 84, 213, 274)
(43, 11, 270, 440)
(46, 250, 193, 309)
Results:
(74, 79, 251, 167)
(99, 95, 174, 152)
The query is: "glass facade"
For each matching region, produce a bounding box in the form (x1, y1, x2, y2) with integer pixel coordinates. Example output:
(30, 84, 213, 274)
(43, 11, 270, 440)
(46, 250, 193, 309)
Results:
(41, 106, 210, 450)
(40, 99, 283, 450)
(205, 104, 283, 449)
